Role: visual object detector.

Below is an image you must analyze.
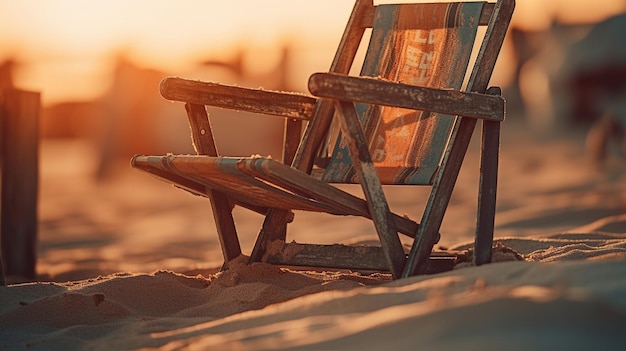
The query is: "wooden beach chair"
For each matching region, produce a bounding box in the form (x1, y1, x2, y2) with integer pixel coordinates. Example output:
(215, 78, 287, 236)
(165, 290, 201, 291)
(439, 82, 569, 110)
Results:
(132, 0, 515, 279)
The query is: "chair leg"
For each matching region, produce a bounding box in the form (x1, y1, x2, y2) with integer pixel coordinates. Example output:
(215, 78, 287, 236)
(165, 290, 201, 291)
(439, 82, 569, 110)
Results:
(208, 190, 242, 267)
(474, 88, 502, 265)
(335, 101, 406, 279)
(183, 103, 242, 267)
(403, 117, 478, 278)
(248, 208, 290, 263)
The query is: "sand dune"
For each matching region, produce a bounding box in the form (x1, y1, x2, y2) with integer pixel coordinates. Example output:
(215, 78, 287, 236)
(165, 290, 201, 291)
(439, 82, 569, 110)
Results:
(2, 230, 625, 350)
(1, 119, 625, 350)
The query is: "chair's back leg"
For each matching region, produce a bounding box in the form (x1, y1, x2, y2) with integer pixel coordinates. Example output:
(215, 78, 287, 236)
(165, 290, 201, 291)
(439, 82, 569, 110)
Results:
(292, 0, 373, 173)
(404, 117, 478, 277)
(403, 0, 515, 278)
(474, 87, 502, 265)
(283, 118, 303, 166)
(185, 103, 242, 265)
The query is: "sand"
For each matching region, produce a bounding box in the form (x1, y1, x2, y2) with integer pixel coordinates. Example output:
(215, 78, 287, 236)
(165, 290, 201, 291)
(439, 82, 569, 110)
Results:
(1, 119, 625, 350)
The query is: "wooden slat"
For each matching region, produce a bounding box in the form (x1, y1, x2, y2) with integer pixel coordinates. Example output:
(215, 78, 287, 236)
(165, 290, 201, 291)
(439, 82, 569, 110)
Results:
(474, 86, 502, 265)
(466, 0, 516, 95)
(479, 3, 496, 25)
(131, 156, 282, 218)
(249, 158, 421, 237)
(162, 157, 340, 212)
(160, 77, 316, 120)
(185, 103, 218, 156)
(360, 2, 496, 28)
(335, 100, 406, 279)
(308, 73, 505, 121)
(263, 241, 456, 274)
(133, 154, 424, 239)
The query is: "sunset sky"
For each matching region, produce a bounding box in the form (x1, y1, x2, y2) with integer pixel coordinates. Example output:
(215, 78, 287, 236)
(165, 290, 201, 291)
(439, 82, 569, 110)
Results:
(2, 0, 625, 104)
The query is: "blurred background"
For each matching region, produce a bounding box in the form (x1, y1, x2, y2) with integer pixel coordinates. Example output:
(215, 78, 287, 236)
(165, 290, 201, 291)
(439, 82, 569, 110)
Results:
(1, 0, 625, 281)
(2, 0, 626, 175)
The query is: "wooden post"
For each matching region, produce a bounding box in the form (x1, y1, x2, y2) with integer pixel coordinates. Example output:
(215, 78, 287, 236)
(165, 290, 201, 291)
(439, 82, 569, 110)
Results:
(1, 89, 40, 283)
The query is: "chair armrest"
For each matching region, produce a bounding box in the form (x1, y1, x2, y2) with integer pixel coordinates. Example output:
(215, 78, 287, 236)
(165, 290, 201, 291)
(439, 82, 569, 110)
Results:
(160, 77, 317, 120)
(308, 72, 505, 121)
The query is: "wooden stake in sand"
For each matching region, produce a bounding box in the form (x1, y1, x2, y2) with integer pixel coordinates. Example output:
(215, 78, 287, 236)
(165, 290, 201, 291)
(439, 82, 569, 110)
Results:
(1, 89, 40, 283)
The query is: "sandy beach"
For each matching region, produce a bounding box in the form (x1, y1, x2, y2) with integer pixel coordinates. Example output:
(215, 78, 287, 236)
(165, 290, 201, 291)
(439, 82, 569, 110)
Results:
(2, 0, 626, 349)
(1, 115, 625, 350)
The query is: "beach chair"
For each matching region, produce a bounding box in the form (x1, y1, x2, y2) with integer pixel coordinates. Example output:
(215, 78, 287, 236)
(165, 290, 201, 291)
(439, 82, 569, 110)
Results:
(132, 0, 514, 279)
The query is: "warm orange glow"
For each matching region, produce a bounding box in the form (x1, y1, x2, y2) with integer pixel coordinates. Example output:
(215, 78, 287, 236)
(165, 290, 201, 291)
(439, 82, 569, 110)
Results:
(1, 0, 353, 104)
(1, 0, 625, 104)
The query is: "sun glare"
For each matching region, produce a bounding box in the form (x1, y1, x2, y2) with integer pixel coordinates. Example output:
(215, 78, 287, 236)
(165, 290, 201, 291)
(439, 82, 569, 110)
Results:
(1, 0, 625, 104)
(1, 0, 352, 104)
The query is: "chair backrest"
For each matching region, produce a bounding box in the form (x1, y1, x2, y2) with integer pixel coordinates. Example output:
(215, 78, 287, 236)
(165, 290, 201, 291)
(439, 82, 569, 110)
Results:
(319, 2, 489, 185)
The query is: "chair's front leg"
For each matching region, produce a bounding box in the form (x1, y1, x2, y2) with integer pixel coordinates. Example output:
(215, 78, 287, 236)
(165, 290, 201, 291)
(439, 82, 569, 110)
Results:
(334, 100, 406, 279)
(209, 191, 242, 264)
(185, 103, 242, 267)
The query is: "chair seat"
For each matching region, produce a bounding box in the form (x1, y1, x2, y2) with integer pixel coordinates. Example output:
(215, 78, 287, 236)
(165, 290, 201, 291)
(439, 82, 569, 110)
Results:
(132, 155, 421, 237)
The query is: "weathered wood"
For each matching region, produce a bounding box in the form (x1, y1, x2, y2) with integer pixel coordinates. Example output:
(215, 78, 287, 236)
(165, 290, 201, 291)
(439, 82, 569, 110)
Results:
(263, 241, 455, 274)
(161, 77, 316, 120)
(292, 0, 374, 174)
(1, 89, 40, 281)
(479, 2, 497, 25)
(138, 156, 340, 212)
(335, 100, 406, 279)
(131, 156, 276, 217)
(403, 0, 515, 277)
(282, 118, 302, 166)
(474, 86, 502, 265)
(135, 155, 423, 238)
(466, 0, 517, 94)
(185, 103, 242, 264)
(250, 158, 422, 237)
(359, 2, 496, 28)
(248, 208, 291, 264)
(309, 73, 505, 121)
(185, 103, 218, 156)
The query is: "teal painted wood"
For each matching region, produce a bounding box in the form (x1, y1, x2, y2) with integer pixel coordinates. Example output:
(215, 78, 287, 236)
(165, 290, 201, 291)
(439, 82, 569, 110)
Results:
(131, 154, 422, 238)
(322, 2, 484, 185)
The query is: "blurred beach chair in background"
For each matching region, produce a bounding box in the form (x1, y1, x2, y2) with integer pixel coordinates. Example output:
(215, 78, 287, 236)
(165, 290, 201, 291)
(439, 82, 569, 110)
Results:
(132, 0, 514, 279)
